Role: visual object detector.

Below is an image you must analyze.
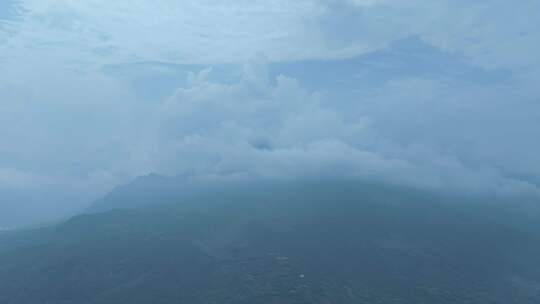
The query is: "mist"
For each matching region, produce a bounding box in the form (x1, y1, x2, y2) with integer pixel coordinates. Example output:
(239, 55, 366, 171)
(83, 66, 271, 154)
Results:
(1, 1, 540, 224)
(2, 2, 540, 303)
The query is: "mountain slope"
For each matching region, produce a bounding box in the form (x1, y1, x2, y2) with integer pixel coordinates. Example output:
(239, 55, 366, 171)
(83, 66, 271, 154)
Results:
(1, 181, 539, 303)
(86, 174, 183, 213)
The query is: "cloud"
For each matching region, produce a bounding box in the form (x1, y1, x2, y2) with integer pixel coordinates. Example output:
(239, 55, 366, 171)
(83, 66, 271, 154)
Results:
(137, 55, 540, 198)
(0, 166, 120, 227)
(1, 0, 327, 67)
(2, 0, 537, 69)
(0, 1, 539, 226)
(0, 1, 21, 20)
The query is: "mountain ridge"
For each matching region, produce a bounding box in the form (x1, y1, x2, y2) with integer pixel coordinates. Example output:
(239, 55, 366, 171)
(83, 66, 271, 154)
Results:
(1, 179, 539, 303)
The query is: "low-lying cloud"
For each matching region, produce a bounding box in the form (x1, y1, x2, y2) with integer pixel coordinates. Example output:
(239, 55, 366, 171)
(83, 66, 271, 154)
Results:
(142, 55, 540, 198)
(1, 0, 539, 226)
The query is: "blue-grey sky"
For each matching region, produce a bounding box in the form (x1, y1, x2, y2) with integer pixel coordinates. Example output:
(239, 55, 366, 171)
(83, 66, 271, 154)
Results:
(1, 0, 540, 227)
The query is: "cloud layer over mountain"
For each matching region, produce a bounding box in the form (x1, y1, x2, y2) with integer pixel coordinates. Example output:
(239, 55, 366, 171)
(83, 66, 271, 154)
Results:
(1, 0, 539, 225)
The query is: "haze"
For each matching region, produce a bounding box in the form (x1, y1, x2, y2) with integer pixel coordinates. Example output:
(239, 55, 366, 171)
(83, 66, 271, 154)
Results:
(1, 0, 540, 227)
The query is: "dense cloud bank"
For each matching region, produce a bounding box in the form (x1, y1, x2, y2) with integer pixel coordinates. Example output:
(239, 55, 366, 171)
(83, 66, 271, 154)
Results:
(0, 0, 539, 225)
(147, 55, 539, 197)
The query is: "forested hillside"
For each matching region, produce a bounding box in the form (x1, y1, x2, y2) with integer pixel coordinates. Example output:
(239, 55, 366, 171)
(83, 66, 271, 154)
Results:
(1, 181, 539, 303)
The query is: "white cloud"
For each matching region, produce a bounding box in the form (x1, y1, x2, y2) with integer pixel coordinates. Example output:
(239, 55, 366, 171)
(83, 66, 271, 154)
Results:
(138, 57, 540, 198)
(1, 0, 538, 73)
(2, 0, 325, 67)
(1, 1, 539, 225)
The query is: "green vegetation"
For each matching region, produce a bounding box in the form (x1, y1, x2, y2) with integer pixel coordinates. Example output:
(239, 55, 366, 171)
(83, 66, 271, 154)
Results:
(1, 181, 539, 303)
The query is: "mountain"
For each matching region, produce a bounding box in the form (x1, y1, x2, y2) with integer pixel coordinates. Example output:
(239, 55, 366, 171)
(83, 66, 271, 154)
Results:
(86, 173, 183, 213)
(1, 180, 540, 303)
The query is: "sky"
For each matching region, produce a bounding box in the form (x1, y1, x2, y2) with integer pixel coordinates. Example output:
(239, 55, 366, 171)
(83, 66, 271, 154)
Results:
(1, 0, 540, 227)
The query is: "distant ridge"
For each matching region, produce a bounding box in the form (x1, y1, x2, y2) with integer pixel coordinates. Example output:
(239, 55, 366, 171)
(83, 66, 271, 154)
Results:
(86, 173, 184, 213)
(1, 179, 540, 303)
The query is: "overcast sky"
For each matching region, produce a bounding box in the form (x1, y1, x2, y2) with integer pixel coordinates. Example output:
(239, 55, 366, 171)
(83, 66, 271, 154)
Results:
(1, 0, 540, 227)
